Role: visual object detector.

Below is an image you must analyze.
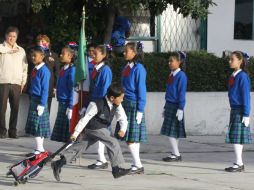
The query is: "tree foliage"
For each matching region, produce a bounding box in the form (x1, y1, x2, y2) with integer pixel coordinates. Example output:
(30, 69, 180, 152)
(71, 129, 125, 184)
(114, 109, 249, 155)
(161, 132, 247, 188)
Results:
(30, 0, 216, 50)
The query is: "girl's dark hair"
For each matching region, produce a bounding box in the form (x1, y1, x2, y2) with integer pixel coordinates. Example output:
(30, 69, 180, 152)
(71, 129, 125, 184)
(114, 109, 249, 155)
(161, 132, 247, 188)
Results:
(63, 46, 75, 62)
(96, 44, 114, 66)
(107, 83, 124, 98)
(32, 46, 45, 55)
(67, 42, 78, 62)
(231, 51, 249, 72)
(125, 41, 144, 63)
(169, 51, 187, 71)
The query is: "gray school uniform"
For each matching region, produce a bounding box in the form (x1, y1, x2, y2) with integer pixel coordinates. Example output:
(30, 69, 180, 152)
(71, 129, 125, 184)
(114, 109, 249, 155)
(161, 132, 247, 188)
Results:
(62, 98, 128, 167)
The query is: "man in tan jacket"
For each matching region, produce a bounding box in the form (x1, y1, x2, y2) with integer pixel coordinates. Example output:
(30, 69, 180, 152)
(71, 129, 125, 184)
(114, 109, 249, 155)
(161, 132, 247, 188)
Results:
(0, 26, 28, 138)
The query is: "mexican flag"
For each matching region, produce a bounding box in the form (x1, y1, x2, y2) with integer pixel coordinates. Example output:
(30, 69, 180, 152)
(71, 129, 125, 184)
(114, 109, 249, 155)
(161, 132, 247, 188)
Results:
(70, 7, 89, 133)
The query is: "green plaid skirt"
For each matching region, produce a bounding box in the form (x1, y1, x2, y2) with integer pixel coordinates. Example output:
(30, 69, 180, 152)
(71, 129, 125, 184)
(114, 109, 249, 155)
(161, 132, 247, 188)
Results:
(225, 108, 252, 144)
(160, 102, 186, 138)
(115, 99, 147, 143)
(25, 97, 50, 138)
(51, 102, 70, 142)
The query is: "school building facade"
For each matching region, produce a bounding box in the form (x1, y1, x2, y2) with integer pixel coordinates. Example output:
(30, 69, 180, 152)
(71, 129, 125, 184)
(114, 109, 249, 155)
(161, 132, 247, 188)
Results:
(135, 0, 254, 58)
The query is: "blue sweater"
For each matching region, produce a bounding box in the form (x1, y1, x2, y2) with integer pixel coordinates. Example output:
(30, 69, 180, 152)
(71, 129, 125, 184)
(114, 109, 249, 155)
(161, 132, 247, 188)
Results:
(56, 65, 76, 109)
(165, 71, 187, 110)
(228, 71, 251, 117)
(90, 65, 112, 101)
(121, 63, 147, 112)
(29, 64, 51, 106)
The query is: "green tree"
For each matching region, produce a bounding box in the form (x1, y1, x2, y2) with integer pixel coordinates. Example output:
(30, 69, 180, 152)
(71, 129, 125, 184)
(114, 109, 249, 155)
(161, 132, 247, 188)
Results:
(31, 0, 216, 49)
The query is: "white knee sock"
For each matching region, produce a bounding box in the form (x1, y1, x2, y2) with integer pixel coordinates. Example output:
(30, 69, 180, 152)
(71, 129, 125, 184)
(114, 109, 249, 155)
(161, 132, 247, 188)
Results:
(168, 137, 180, 157)
(233, 144, 243, 167)
(128, 143, 142, 169)
(97, 141, 107, 164)
(35, 137, 45, 153)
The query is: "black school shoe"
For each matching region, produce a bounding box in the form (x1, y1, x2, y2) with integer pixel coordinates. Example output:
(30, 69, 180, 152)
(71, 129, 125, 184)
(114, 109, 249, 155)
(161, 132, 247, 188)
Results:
(0, 133, 7, 139)
(225, 164, 245, 172)
(112, 166, 131, 178)
(129, 165, 144, 175)
(162, 154, 182, 162)
(87, 160, 108, 169)
(8, 133, 18, 139)
(51, 156, 66, 181)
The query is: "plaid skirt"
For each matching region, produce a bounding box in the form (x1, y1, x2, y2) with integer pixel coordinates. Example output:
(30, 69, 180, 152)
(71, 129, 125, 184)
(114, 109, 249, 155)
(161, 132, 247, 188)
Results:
(25, 97, 50, 138)
(160, 102, 186, 138)
(115, 99, 147, 143)
(51, 102, 70, 142)
(225, 108, 252, 144)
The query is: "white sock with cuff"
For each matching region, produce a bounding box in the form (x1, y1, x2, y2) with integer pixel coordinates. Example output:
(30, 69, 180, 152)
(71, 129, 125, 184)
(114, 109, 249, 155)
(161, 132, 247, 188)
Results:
(168, 137, 180, 157)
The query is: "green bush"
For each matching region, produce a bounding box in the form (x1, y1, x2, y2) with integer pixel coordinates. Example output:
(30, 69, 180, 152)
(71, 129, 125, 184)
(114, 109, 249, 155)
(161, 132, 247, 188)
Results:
(111, 51, 254, 92)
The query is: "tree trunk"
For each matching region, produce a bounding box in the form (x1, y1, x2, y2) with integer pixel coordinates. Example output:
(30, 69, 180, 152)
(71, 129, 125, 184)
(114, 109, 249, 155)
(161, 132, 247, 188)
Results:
(103, 1, 121, 44)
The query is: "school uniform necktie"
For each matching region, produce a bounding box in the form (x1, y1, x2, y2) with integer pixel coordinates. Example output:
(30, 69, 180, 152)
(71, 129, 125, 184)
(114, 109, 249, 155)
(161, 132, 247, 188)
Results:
(229, 76, 234, 87)
(91, 68, 98, 80)
(31, 68, 37, 79)
(59, 68, 65, 77)
(122, 65, 131, 77)
(91, 60, 97, 65)
(167, 74, 174, 84)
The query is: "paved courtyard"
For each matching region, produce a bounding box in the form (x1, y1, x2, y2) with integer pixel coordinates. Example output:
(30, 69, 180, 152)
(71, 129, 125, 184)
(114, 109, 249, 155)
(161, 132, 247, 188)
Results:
(0, 135, 253, 190)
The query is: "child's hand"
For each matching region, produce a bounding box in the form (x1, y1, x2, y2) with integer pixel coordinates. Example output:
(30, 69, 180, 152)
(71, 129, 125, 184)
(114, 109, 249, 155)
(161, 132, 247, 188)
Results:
(118, 130, 125, 138)
(37, 105, 44, 116)
(136, 111, 143, 124)
(242, 117, 250, 127)
(176, 109, 184, 121)
(66, 108, 73, 120)
(70, 135, 77, 142)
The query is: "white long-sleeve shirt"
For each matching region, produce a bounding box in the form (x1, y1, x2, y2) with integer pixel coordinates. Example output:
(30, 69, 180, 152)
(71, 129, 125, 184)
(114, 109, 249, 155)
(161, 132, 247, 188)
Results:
(73, 97, 128, 138)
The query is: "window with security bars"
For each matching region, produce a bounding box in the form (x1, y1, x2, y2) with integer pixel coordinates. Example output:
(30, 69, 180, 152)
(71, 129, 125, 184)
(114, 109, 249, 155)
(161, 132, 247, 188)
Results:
(125, 8, 154, 38)
(160, 5, 201, 52)
(124, 4, 201, 52)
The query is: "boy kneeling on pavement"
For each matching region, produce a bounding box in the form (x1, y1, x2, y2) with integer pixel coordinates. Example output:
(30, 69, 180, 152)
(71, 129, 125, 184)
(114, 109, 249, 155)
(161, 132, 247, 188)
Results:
(51, 84, 130, 181)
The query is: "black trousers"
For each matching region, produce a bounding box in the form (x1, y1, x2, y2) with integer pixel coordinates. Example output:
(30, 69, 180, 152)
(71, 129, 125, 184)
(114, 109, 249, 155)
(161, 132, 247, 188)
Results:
(0, 84, 21, 136)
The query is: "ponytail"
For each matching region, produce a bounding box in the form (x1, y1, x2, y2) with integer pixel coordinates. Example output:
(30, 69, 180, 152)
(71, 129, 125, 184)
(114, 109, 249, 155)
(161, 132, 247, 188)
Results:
(96, 44, 115, 67)
(169, 51, 187, 71)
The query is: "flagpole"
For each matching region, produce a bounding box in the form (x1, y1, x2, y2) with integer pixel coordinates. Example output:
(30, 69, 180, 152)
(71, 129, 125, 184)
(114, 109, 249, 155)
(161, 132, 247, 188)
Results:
(80, 5, 86, 113)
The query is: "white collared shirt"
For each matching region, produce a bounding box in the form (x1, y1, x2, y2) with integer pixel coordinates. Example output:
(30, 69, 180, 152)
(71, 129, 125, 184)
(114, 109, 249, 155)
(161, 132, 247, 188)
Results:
(171, 68, 181, 76)
(73, 97, 128, 138)
(128, 62, 134, 68)
(94, 62, 105, 71)
(232, 69, 242, 77)
(35, 62, 45, 70)
(63, 64, 70, 70)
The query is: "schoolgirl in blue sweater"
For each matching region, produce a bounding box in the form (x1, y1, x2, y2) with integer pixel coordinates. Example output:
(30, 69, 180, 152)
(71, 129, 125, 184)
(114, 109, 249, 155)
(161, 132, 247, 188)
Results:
(114, 41, 147, 175)
(87, 44, 113, 170)
(225, 51, 252, 172)
(161, 51, 187, 162)
(51, 46, 76, 142)
(25, 46, 51, 155)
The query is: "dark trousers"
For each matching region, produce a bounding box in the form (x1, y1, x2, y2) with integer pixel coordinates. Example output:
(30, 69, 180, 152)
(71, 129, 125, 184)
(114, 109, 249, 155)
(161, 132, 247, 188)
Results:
(0, 84, 21, 135)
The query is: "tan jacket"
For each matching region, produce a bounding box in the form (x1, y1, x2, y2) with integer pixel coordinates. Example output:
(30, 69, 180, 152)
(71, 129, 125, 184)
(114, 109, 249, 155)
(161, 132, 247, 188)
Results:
(0, 42, 28, 86)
